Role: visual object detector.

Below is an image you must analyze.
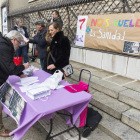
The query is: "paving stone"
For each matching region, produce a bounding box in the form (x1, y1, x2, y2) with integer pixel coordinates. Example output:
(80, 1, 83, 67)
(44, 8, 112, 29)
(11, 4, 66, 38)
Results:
(35, 58, 40, 64)
(30, 61, 42, 69)
(88, 128, 114, 140)
(92, 106, 140, 140)
(119, 89, 140, 109)
(39, 113, 78, 140)
(2, 116, 48, 140)
(125, 80, 140, 93)
(70, 60, 101, 73)
(90, 78, 127, 98)
(122, 108, 140, 132)
(90, 92, 130, 119)
(107, 75, 134, 85)
(92, 70, 115, 79)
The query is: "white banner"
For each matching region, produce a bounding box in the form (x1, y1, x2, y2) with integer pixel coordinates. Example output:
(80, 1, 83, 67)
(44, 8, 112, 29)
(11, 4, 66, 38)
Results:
(75, 16, 88, 47)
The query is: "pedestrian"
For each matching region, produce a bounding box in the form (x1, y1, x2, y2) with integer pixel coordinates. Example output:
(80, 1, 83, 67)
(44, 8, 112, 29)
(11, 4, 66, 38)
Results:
(44, 22, 71, 74)
(50, 10, 63, 29)
(0, 31, 30, 137)
(29, 19, 48, 70)
(11, 19, 29, 63)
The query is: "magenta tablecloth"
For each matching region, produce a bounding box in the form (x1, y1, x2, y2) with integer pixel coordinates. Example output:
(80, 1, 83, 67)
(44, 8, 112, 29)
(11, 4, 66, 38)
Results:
(2, 70, 92, 140)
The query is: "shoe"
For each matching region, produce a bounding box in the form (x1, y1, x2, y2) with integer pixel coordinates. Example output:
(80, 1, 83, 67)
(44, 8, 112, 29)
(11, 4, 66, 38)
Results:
(0, 129, 12, 137)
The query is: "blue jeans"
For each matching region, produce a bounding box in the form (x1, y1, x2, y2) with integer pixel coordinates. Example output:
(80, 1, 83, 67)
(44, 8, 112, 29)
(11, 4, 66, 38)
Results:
(40, 58, 45, 70)
(16, 45, 29, 63)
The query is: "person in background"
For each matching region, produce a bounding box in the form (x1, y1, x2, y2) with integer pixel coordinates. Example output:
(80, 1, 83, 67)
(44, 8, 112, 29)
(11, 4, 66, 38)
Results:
(50, 10, 63, 29)
(0, 31, 29, 137)
(29, 19, 48, 70)
(44, 22, 70, 75)
(11, 19, 29, 63)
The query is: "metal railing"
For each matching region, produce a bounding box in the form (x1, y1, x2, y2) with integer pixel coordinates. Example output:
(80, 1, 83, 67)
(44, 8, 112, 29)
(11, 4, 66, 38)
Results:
(9, 0, 140, 44)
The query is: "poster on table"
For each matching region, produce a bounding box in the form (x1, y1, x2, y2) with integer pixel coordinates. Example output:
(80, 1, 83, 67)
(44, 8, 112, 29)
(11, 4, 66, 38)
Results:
(0, 82, 26, 124)
(2, 7, 8, 35)
(75, 13, 140, 56)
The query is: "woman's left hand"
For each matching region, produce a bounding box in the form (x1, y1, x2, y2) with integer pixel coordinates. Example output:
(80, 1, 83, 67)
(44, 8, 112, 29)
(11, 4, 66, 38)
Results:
(47, 64, 56, 70)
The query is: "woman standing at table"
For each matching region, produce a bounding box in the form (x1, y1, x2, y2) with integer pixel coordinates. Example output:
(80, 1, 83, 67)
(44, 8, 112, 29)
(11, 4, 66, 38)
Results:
(44, 22, 71, 74)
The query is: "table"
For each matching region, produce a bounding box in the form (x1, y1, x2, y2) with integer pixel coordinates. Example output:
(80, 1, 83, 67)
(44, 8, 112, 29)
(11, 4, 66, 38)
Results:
(2, 70, 92, 140)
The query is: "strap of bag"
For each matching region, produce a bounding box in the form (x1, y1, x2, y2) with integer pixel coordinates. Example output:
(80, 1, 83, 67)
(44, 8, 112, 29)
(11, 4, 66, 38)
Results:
(50, 52, 56, 63)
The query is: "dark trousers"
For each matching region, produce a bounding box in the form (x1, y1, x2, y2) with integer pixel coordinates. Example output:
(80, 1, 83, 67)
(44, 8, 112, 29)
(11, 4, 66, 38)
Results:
(16, 45, 29, 63)
(40, 58, 45, 71)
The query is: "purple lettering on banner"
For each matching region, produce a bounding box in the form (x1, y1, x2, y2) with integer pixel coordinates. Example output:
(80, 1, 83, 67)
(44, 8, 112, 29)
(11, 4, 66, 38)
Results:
(124, 20, 129, 27)
(129, 20, 134, 27)
(76, 35, 83, 42)
(76, 35, 79, 41)
(80, 35, 83, 42)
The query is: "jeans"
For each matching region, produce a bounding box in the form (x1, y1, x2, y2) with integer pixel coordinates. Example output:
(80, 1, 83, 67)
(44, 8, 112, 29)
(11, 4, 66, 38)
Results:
(16, 45, 29, 63)
(40, 58, 45, 70)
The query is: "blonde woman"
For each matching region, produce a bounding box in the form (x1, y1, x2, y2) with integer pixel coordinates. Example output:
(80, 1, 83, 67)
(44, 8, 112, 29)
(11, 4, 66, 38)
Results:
(44, 22, 71, 75)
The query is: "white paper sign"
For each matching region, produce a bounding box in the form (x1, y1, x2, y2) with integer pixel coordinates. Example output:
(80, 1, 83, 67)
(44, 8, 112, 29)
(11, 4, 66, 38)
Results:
(2, 7, 8, 35)
(75, 16, 88, 47)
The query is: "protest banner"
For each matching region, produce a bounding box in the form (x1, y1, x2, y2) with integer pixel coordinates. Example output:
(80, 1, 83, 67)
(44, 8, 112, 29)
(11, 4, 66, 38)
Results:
(76, 13, 140, 56)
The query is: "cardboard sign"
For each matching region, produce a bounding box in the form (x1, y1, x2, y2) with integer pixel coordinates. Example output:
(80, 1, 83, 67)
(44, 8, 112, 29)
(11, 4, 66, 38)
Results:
(76, 13, 140, 56)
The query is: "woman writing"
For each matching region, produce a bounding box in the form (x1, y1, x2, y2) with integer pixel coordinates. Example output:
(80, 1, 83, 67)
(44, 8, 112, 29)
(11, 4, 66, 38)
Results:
(44, 22, 71, 75)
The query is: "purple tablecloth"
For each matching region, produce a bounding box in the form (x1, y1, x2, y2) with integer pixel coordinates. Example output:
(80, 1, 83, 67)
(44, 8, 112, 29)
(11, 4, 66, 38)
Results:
(2, 70, 92, 140)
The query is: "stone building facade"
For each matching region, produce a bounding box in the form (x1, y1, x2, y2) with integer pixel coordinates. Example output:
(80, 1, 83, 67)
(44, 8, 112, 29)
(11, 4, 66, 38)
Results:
(3, 0, 140, 80)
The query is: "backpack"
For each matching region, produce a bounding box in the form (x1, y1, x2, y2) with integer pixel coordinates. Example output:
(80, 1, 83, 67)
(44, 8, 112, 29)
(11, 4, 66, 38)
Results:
(86, 107, 102, 131)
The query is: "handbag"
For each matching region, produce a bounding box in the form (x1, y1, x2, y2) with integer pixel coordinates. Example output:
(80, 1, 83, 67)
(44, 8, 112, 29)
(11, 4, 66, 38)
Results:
(50, 52, 73, 76)
(13, 57, 23, 65)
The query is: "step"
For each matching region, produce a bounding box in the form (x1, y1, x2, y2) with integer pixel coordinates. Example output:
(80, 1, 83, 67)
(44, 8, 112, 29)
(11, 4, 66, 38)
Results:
(87, 128, 114, 140)
(122, 108, 140, 132)
(90, 91, 130, 119)
(91, 106, 140, 140)
(125, 80, 140, 93)
(39, 112, 114, 140)
(119, 89, 140, 109)
(71, 68, 126, 99)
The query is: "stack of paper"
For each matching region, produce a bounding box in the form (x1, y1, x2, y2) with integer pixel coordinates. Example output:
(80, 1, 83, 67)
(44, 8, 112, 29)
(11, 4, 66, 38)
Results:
(16, 77, 39, 86)
(26, 86, 51, 100)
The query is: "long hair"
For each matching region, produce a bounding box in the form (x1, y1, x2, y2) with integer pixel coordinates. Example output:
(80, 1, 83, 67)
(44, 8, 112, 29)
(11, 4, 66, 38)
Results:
(46, 22, 61, 43)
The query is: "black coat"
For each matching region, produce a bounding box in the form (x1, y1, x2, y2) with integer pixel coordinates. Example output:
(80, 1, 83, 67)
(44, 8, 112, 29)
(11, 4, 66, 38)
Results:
(44, 31, 71, 74)
(11, 26, 29, 38)
(48, 16, 63, 29)
(0, 32, 25, 86)
(29, 27, 48, 59)
(53, 16, 63, 29)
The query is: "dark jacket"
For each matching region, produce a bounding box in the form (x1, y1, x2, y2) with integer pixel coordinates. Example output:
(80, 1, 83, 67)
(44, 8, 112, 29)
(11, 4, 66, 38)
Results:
(0, 32, 25, 86)
(44, 31, 71, 74)
(11, 26, 29, 38)
(29, 27, 48, 59)
(53, 16, 63, 29)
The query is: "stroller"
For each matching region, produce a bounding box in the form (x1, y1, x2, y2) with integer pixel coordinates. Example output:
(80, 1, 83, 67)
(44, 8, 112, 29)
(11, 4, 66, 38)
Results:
(65, 69, 92, 138)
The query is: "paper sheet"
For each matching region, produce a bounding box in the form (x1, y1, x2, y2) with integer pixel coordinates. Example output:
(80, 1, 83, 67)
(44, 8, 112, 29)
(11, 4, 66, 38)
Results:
(20, 77, 38, 84)
(20, 33, 29, 43)
(56, 85, 65, 89)
(19, 83, 40, 93)
(16, 80, 39, 86)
